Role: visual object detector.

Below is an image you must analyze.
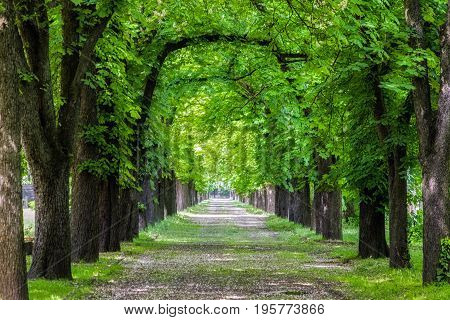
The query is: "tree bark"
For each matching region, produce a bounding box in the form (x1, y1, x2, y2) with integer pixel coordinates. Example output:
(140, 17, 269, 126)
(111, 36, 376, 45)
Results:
(130, 189, 140, 237)
(99, 176, 120, 252)
(176, 180, 184, 211)
(278, 187, 290, 219)
(315, 156, 342, 240)
(359, 188, 389, 258)
(261, 188, 268, 211)
(139, 177, 151, 229)
(292, 179, 311, 227)
(421, 157, 449, 282)
(288, 179, 301, 223)
(313, 189, 323, 234)
(154, 178, 165, 222)
(266, 185, 276, 213)
(164, 172, 177, 216)
(148, 186, 158, 224)
(13, 0, 72, 280)
(388, 145, 411, 268)
(404, 0, 450, 282)
(70, 81, 100, 263)
(321, 190, 342, 240)
(274, 186, 281, 216)
(28, 165, 72, 279)
(0, 0, 28, 298)
(275, 185, 289, 218)
(119, 188, 138, 242)
(176, 180, 192, 211)
(299, 182, 311, 227)
(15, 0, 113, 279)
(371, 64, 411, 268)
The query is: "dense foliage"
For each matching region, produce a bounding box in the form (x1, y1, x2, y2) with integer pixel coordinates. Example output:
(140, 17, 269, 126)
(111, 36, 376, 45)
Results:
(0, 0, 449, 300)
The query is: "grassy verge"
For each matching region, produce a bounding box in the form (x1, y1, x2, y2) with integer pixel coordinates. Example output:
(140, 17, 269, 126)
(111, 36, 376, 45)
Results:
(28, 201, 449, 300)
(28, 254, 123, 300)
(28, 204, 205, 300)
(264, 214, 450, 299)
(233, 201, 267, 215)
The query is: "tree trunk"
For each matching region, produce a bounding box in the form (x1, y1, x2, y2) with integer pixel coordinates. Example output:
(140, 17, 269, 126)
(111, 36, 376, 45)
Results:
(118, 189, 130, 242)
(288, 179, 301, 223)
(274, 186, 281, 216)
(275, 186, 289, 218)
(262, 188, 268, 211)
(321, 190, 342, 240)
(154, 178, 165, 222)
(139, 177, 151, 230)
(404, 0, 450, 283)
(14, 0, 112, 280)
(372, 64, 411, 268)
(99, 176, 120, 252)
(148, 187, 158, 224)
(279, 187, 289, 219)
(98, 180, 111, 252)
(176, 180, 188, 211)
(187, 182, 192, 206)
(289, 193, 300, 223)
(388, 146, 411, 268)
(315, 156, 342, 239)
(187, 181, 196, 206)
(422, 157, 449, 282)
(421, 6, 450, 283)
(120, 188, 137, 242)
(313, 190, 323, 234)
(0, 0, 29, 298)
(130, 189, 140, 237)
(176, 180, 183, 211)
(266, 185, 276, 213)
(164, 172, 177, 216)
(299, 183, 311, 227)
(70, 81, 100, 263)
(359, 188, 389, 258)
(71, 171, 100, 262)
(28, 165, 72, 279)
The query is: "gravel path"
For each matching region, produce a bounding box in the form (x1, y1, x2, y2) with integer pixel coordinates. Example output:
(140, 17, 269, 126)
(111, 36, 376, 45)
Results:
(91, 199, 346, 300)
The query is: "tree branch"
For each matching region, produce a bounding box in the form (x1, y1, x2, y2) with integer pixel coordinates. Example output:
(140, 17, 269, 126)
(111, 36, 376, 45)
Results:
(14, 0, 59, 166)
(58, 4, 115, 154)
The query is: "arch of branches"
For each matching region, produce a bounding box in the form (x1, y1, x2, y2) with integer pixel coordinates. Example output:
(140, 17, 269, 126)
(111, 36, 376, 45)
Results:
(0, 0, 448, 301)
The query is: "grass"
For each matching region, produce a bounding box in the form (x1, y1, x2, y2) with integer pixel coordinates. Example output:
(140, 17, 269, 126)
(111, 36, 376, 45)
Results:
(264, 214, 450, 299)
(27, 201, 449, 300)
(27, 204, 206, 300)
(28, 254, 123, 300)
(234, 201, 266, 215)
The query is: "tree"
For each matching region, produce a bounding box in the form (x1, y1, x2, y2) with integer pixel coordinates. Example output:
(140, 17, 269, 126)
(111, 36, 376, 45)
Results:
(404, 0, 450, 283)
(71, 80, 101, 262)
(14, 0, 115, 279)
(371, 65, 412, 267)
(0, 0, 28, 299)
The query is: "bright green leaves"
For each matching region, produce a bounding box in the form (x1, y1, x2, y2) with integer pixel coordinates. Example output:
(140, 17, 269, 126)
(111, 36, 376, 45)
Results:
(57, 0, 427, 201)
(151, 36, 301, 194)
